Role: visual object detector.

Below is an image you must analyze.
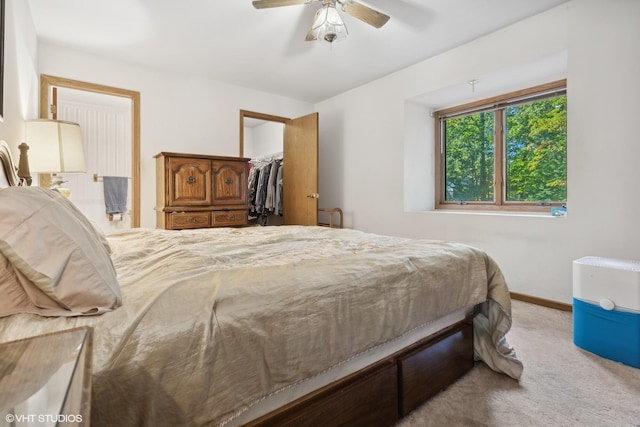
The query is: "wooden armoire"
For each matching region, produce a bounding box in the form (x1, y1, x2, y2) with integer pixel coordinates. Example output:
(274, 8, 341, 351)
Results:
(155, 152, 249, 230)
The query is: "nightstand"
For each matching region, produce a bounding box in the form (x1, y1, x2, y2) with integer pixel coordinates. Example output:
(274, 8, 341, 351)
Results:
(0, 327, 93, 427)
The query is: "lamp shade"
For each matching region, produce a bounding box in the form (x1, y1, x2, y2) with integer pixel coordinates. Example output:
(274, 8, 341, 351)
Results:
(25, 120, 86, 173)
(310, 4, 348, 43)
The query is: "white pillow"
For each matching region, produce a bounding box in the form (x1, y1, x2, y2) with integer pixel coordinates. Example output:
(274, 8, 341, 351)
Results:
(0, 187, 121, 317)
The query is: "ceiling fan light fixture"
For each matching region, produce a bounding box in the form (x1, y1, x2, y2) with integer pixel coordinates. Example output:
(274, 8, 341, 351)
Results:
(310, 4, 348, 43)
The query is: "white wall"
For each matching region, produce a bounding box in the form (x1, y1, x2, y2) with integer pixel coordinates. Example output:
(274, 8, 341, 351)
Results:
(36, 44, 314, 228)
(316, 0, 640, 304)
(244, 121, 284, 159)
(0, 0, 39, 151)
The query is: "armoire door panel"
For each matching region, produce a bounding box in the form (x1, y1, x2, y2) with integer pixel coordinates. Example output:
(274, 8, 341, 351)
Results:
(167, 157, 212, 206)
(212, 160, 247, 205)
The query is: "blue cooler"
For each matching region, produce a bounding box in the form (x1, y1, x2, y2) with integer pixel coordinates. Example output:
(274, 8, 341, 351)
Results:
(573, 256, 640, 369)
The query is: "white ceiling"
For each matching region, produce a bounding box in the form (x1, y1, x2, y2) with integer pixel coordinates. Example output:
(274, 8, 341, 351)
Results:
(26, 0, 570, 104)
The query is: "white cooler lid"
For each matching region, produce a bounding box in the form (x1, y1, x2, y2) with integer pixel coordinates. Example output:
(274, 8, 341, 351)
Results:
(573, 256, 640, 312)
(574, 256, 640, 271)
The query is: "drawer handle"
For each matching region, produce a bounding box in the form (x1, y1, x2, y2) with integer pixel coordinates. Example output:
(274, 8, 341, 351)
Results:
(187, 176, 196, 184)
(225, 177, 233, 185)
(228, 215, 236, 221)
(189, 217, 197, 223)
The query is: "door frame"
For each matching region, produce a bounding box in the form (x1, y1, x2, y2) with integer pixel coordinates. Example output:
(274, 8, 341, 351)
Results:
(39, 74, 141, 227)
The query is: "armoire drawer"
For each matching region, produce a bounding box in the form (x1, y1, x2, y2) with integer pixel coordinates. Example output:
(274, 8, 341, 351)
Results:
(212, 210, 248, 227)
(168, 212, 210, 229)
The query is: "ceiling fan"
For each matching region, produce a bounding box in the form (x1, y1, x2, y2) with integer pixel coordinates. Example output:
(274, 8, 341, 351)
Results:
(252, 0, 390, 44)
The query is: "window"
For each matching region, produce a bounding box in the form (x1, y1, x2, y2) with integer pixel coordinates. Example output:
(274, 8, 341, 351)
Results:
(434, 80, 567, 212)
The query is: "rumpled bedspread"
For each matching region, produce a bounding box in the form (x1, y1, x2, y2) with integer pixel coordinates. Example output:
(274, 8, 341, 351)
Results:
(0, 226, 522, 426)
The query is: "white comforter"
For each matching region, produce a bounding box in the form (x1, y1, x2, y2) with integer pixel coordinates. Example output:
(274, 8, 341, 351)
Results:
(0, 226, 522, 426)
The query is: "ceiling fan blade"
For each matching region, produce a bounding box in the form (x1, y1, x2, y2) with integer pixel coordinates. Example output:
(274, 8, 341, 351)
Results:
(305, 15, 316, 41)
(339, 0, 389, 28)
(305, 29, 317, 41)
(252, 0, 311, 9)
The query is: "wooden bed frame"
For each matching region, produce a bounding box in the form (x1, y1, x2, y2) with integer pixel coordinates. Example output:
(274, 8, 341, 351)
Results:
(248, 318, 474, 426)
(0, 140, 475, 426)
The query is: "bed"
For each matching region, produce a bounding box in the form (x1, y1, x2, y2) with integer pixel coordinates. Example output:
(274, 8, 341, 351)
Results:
(0, 141, 522, 426)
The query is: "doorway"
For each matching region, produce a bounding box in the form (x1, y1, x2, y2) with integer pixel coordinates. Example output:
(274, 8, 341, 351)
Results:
(239, 110, 319, 226)
(40, 75, 141, 228)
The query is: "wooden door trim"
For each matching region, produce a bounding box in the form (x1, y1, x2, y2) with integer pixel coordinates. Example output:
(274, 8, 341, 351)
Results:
(39, 74, 141, 228)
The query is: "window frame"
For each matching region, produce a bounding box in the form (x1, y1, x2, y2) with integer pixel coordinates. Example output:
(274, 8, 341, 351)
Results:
(434, 79, 567, 213)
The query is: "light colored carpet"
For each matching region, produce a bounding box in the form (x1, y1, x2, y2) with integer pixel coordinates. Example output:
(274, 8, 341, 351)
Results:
(396, 300, 640, 427)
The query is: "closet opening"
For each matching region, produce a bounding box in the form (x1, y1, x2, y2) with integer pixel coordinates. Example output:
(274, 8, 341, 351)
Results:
(240, 110, 287, 226)
(239, 110, 319, 227)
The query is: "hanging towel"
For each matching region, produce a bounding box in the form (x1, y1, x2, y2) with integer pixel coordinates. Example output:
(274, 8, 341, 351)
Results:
(103, 176, 128, 214)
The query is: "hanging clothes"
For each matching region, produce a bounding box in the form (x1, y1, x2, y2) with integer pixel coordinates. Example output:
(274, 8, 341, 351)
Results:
(248, 152, 283, 223)
(254, 164, 271, 215)
(264, 159, 280, 212)
(275, 164, 283, 216)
